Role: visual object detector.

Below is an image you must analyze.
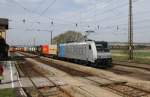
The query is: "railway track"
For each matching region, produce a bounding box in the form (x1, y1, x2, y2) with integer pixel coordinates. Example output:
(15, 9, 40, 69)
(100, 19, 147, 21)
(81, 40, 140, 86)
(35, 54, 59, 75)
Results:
(18, 51, 150, 72)
(29, 59, 150, 97)
(14, 61, 28, 97)
(108, 65, 150, 81)
(111, 61, 150, 81)
(82, 74, 150, 97)
(113, 61, 150, 71)
(15, 52, 150, 97)
(16, 60, 73, 97)
(105, 84, 150, 97)
(14, 53, 103, 97)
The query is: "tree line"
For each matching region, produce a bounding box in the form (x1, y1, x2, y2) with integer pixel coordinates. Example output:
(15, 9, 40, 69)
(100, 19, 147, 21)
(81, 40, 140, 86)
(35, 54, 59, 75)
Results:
(52, 31, 85, 44)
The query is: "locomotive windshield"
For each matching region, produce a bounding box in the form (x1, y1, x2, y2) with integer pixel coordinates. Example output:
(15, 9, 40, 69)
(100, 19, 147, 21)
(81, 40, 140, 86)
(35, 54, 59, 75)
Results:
(95, 41, 110, 52)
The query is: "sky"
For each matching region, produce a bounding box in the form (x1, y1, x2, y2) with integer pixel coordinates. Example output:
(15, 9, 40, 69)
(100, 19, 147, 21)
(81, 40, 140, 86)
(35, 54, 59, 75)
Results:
(0, 0, 150, 45)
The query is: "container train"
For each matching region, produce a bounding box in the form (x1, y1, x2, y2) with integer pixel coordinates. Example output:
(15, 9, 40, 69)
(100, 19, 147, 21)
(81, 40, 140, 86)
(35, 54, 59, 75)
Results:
(11, 41, 112, 68)
(0, 37, 9, 60)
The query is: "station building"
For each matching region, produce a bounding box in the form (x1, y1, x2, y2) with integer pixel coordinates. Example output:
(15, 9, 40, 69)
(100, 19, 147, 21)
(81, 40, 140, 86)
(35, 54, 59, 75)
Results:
(0, 18, 9, 40)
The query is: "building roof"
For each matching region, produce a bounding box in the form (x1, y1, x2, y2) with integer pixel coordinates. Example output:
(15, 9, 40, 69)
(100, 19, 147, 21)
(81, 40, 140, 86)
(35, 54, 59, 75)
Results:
(0, 18, 9, 29)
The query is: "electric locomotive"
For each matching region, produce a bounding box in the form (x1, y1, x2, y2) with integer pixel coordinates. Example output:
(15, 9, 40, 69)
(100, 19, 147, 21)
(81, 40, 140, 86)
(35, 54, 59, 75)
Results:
(58, 40, 112, 68)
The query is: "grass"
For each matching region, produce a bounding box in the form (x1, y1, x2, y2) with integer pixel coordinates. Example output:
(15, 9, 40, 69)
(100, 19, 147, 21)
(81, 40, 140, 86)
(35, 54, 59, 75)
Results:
(0, 88, 16, 97)
(111, 49, 150, 64)
(134, 50, 150, 58)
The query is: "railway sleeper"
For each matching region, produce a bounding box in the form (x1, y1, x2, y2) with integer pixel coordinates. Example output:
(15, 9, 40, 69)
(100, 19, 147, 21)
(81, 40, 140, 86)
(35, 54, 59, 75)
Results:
(39, 87, 62, 97)
(105, 84, 150, 97)
(99, 81, 127, 87)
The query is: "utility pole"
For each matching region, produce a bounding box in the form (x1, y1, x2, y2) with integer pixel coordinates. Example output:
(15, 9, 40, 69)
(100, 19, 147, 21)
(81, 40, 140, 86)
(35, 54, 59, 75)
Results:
(51, 20, 54, 44)
(51, 31, 53, 44)
(128, 0, 133, 61)
(33, 37, 36, 46)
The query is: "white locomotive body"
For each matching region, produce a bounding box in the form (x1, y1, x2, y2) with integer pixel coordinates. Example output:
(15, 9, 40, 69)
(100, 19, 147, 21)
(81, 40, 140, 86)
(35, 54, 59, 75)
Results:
(60, 41, 112, 67)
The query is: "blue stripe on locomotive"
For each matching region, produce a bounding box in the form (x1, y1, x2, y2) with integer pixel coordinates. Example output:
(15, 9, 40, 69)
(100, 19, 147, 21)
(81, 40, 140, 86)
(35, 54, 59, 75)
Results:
(58, 44, 65, 57)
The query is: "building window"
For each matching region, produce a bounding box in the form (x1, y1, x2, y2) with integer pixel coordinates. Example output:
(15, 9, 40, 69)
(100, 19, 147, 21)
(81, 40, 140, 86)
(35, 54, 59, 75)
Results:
(89, 45, 91, 50)
(0, 31, 2, 37)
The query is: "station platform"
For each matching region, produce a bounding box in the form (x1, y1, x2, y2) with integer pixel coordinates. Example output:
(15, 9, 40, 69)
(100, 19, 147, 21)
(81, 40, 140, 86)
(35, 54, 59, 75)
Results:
(0, 61, 34, 89)
(0, 61, 19, 89)
(0, 61, 29, 97)
(0, 61, 64, 89)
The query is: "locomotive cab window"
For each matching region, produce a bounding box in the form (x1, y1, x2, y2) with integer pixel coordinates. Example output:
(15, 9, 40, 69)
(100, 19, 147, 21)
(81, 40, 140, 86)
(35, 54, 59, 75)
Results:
(95, 41, 110, 52)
